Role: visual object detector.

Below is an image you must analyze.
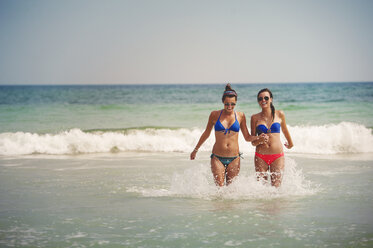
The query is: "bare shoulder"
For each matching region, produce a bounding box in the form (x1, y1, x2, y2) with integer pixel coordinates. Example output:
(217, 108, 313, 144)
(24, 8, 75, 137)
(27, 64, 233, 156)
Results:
(236, 111, 245, 118)
(210, 110, 221, 117)
(276, 110, 285, 118)
(209, 110, 221, 122)
(236, 111, 246, 122)
(251, 112, 261, 121)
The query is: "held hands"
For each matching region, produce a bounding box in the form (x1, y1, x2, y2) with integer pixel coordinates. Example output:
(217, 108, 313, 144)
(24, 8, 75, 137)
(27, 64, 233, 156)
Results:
(257, 134, 293, 149)
(261, 133, 269, 143)
(257, 134, 269, 147)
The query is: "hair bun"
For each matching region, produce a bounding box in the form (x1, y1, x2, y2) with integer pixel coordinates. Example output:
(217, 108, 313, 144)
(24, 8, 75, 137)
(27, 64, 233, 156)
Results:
(225, 83, 232, 91)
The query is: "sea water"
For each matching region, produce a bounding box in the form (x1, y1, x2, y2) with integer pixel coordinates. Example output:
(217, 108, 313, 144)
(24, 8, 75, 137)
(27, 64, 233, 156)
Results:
(0, 83, 372, 247)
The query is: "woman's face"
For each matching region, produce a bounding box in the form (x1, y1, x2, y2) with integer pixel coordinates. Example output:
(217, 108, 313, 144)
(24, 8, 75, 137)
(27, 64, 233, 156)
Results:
(223, 97, 237, 112)
(257, 91, 272, 109)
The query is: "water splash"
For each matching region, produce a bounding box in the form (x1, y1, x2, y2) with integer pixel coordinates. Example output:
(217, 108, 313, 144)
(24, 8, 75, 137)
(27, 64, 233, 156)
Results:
(126, 157, 319, 200)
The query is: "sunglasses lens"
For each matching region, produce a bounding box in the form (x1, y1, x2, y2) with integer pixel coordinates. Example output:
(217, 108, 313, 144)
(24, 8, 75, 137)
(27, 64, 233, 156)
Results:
(264, 96, 269, 101)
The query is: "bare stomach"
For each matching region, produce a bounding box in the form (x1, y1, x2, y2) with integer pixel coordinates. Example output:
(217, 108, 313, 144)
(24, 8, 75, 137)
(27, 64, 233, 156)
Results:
(256, 134, 283, 154)
(212, 132, 240, 157)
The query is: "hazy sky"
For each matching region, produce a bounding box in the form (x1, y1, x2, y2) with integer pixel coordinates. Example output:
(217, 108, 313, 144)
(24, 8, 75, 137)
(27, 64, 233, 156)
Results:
(0, 0, 372, 84)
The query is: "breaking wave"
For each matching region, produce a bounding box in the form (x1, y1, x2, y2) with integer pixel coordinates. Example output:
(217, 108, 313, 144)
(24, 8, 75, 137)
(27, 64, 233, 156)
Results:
(0, 122, 372, 155)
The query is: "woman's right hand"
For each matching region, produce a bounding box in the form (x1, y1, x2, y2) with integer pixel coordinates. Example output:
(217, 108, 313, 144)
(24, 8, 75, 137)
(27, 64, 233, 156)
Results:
(190, 150, 197, 160)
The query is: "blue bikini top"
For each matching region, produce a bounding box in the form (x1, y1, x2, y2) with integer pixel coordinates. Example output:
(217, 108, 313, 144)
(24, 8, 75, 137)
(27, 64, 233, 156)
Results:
(256, 122, 281, 135)
(214, 110, 240, 135)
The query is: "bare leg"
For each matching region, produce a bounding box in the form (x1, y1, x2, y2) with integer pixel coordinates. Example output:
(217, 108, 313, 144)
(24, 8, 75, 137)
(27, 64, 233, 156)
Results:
(211, 157, 226, 187)
(270, 156, 285, 187)
(226, 158, 240, 185)
(254, 156, 269, 182)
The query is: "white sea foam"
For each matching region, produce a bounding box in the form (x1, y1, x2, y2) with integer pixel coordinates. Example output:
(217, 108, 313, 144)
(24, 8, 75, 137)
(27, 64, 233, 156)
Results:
(126, 157, 318, 200)
(287, 122, 373, 154)
(0, 122, 372, 155)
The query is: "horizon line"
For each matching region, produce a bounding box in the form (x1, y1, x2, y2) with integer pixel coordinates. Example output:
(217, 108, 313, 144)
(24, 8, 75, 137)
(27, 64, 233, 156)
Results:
(0, 81, 372, 86)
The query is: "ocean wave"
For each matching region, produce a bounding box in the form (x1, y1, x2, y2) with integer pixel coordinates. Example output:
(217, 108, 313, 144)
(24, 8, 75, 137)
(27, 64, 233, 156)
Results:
(288, 122, 373, 154)
(0, 122, 372, 155)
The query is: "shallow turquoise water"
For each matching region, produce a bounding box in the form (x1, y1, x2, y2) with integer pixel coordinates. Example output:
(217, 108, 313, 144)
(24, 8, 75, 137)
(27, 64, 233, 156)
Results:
(0, 153, 372, 247)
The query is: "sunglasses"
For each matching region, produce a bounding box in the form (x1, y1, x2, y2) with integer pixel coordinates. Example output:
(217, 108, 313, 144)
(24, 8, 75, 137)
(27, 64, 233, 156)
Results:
(224, 103, 236, 106)
(257, 96, 270, 102)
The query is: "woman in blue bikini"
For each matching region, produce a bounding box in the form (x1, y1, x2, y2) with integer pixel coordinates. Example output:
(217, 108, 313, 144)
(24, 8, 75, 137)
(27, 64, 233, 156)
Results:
(251, 88, 294, 187)
(190, 84, 268, 186)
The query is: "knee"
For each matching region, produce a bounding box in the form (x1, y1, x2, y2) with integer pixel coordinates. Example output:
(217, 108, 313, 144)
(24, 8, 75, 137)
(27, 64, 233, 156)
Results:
(271, 176, 282, 187)
(213, 174, 224, 186)
(215, 179, 224, 187)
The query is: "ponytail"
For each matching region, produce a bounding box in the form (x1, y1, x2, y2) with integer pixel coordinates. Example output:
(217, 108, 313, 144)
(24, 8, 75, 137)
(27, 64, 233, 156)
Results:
(270, 102, 275, 121)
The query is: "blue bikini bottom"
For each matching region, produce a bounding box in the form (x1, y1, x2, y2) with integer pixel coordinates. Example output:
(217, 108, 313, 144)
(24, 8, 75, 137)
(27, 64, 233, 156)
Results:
(210, 153, 242, 168)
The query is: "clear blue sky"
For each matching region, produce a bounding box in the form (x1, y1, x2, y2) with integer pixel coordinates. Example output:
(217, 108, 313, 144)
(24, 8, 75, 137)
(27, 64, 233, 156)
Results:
(0, 0, 372, 84)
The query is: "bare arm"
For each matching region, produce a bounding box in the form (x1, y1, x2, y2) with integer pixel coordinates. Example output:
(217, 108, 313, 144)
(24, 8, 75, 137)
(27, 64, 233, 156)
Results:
(240, 113, 257, 142)
(190, 112, 215, 160)
(250, 115, 268, 146)
(279, 110, 294, 149)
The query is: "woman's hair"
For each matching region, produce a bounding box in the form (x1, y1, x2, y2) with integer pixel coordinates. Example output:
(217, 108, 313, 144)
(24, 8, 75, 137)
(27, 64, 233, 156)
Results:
(222, 83, 237, 102)
(257, 88, 275, 120)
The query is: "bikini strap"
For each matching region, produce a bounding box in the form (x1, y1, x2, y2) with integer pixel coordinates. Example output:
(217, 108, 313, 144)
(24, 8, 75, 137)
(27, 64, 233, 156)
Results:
(217, 110, 223, 120)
